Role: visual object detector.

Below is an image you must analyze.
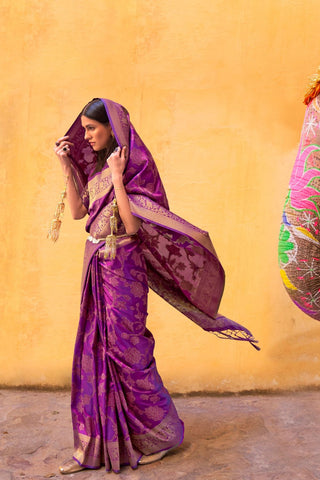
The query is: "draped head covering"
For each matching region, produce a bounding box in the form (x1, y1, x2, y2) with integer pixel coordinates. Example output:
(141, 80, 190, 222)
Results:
(64, 98, 259, 349)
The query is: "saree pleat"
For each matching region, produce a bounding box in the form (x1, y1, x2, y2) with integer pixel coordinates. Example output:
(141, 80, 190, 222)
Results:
(71, 238, 184, 472)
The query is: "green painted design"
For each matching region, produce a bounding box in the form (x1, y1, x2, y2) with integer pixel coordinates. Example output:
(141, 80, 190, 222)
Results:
(278, 225, 294, 265)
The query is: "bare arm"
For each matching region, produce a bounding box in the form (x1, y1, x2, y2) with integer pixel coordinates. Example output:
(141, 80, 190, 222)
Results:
(107, 146, 141, 235)
(54, 136, 88, 220)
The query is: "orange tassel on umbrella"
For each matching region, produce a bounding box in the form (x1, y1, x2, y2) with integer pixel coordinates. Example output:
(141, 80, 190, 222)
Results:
(304, 66, 320, 105)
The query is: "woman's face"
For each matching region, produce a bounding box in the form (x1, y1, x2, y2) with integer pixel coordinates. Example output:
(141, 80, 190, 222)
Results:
(81, 115, 112, 151)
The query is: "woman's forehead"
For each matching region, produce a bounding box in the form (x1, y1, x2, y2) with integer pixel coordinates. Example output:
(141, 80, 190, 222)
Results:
(81, 115, 100, 127)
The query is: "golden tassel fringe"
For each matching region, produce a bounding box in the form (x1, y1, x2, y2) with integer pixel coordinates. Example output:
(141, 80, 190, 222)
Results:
(103, 198, 118, 259)
(47, 176, 69, 243)
(304, 66, 320, 105)
(104, 234, 117, 260)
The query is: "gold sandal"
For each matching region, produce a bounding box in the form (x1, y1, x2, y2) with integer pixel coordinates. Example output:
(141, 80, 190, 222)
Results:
(138, 448, 172, 465)
(59, 458, 85, 474)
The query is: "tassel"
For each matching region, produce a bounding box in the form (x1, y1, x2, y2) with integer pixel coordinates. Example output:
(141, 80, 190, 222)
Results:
(103, 199, 118, 259)
(47, 176, 69, 242)
(103, 234, 117, 260)
(304, 66, 320, 105)
(110, 211, 118, 235)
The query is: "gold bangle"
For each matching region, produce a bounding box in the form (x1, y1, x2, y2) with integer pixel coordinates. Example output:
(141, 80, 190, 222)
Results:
(114, 186, 125, 191)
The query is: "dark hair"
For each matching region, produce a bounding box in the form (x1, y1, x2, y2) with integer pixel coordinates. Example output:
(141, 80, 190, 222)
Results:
(81, 98, 118, 172)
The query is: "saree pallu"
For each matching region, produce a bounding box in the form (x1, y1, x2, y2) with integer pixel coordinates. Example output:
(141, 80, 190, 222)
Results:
(67, 98, 259, 348)
(71, 236, 184, 473)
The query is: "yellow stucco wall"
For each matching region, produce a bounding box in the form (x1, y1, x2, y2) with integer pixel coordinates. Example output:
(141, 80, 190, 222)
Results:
(2, 0, 320, 391)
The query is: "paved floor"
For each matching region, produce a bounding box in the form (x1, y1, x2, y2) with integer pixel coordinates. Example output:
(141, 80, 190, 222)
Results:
(0, 389, 320, 480)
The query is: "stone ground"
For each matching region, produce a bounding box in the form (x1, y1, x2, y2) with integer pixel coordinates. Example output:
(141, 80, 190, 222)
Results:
(0, 389, 320, 480)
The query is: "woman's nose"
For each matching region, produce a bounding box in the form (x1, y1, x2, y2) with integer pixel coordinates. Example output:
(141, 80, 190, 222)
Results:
(84, 131, 90, 140)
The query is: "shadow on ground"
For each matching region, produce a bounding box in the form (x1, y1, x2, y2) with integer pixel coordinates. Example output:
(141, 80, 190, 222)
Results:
(0, 390, 319, 480)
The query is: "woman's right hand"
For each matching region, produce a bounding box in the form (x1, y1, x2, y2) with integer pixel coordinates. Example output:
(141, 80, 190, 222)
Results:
(53, 135, 87, 219)
(54, 135, 74, 173)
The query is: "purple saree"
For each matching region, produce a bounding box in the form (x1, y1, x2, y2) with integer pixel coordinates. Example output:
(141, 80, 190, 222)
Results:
(64, 99, 259, 472)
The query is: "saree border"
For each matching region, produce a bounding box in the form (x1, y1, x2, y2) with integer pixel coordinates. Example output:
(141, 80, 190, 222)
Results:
(128, 195, 216, 256)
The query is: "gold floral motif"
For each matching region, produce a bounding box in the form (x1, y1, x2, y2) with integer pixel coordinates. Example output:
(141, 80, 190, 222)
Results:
(88, 167, 112, 209)
(144, 405, 165, 422)
(125, 347, 143, 364)
(131, 403, 183, 455)
(129, 195, 216, 255)
(74, 432, 102, 468)
(89, 204, 126, 240)
(90, 204, 113, 238)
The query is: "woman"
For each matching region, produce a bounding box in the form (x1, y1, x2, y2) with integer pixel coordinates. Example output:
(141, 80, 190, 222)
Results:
(279, 68, 320, 318)
(51, 98, 258, 474)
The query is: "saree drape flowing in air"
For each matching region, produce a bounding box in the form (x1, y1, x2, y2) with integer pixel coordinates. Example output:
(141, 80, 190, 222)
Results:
(279, 95, 320, 319)
(63, 98, 259, 472)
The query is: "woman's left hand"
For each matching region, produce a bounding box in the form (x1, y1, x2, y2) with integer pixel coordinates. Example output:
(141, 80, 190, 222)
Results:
(107, 146, 128, 180)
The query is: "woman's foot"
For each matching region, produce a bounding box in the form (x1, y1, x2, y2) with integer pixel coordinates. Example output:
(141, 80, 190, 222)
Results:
(138, 447, 173, 465)
(59, 458, 85, 474)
